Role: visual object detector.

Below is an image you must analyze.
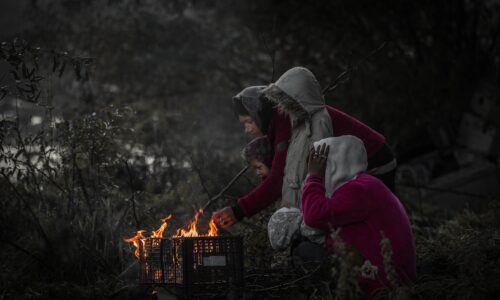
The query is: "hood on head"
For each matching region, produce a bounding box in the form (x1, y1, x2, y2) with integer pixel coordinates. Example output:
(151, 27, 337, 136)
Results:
(267, 207, 302, 251)
(232, 85, 273, 134)
(313, 135, 368, 197)
(263, 67, 324, 124)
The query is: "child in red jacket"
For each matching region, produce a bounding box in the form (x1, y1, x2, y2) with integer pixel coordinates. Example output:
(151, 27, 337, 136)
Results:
(302, 136, 416, 298)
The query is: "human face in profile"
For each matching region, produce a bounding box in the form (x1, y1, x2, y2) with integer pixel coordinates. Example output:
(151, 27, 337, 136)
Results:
(249, 159, 270, 179)
(238, 115, 263, 137)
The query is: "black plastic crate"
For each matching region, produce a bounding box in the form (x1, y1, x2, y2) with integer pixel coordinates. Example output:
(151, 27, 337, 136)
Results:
(139, 236, 243, 295)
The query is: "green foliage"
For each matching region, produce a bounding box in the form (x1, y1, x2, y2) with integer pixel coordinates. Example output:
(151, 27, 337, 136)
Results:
(0, 38, 93, 105)
(330, 232, 364, 300)
(409, 205, 500, 299)
(1, 1, 499, 299)
(1, 109, 128, 294)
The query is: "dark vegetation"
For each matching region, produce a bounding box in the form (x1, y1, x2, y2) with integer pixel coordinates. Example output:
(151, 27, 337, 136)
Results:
(1, 1, 499, 299)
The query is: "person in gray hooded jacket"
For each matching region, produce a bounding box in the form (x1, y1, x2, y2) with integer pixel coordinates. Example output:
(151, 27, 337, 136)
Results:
(214, 67, 396, 228)
(263, 66, 334, 209)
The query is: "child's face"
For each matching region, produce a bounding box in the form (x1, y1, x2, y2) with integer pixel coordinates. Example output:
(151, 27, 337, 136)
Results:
(250, 159, 270, 179)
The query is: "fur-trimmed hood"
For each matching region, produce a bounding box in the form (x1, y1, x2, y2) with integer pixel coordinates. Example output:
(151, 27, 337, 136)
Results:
(264, 67, 333, 209)
(263, 67, 324, 126)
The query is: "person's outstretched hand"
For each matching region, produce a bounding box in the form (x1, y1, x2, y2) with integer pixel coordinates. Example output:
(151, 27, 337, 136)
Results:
(308, 143, 330, 178)
(212, 206, 237, 229)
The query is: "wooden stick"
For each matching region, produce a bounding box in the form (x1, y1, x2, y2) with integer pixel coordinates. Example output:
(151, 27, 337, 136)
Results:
(202, 165, 249, 211)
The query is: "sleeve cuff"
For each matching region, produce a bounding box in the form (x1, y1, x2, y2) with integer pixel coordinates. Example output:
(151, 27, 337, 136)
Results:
(231, 203, 246, 221)
(307, 175, 324, 183)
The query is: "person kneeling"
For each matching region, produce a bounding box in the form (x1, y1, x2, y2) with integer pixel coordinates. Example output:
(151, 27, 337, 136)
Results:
(302, 136, 416, 299)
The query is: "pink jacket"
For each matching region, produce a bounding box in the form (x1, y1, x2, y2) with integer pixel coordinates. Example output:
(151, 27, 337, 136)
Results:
(237, 105, 389, 218)
(302, 173, 416, 298)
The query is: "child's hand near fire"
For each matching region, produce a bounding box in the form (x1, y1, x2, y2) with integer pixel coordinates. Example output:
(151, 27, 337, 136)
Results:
(212, 207, 237, 229)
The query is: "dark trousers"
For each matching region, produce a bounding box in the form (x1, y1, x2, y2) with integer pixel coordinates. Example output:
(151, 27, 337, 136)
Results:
(291, 240, 330, 271)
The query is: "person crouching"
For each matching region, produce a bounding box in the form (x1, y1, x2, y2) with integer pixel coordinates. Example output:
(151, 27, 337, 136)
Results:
(302, 136, 416, 299)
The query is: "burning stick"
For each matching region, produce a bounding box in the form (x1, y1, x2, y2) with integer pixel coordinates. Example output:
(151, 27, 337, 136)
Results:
(201, 165, 249, 211)
(124, 166, 247, 256)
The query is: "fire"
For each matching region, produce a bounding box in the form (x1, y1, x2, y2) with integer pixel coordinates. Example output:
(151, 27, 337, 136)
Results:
(151, 214, 172, 238)
(154, 268, 162, 280)
(123, 230, 146, 258)
(207, 218, 218, 237)
(173, 208, 218, 237)
(124, 208, 218, 258)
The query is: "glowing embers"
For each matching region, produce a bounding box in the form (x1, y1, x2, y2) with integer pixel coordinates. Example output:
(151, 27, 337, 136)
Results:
(125, 210, 242, 295)
(139, 237, 184, 285)
(138, 236, 244, 293)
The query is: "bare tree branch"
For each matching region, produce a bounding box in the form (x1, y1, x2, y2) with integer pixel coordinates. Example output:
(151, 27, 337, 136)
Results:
(322, 42, 387, 96)
(124, 160, 141, 229)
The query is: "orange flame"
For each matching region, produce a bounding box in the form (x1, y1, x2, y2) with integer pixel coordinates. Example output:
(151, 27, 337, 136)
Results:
(207, 218, 218, 237)
(151, 214, 172, 238)
(124, 208, 219, 259)
(124, 230, 146, 258)
(173, 208, 218, 238)
(173, 208, 204, 237)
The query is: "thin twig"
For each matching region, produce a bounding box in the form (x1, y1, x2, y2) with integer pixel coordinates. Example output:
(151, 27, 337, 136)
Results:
(259, 16, 278, 82)
(7, 156, 67, 196)
(1, 237, 53, 270)
(1, 173, 52, 252)
(270, 15, 278, 82)
(201, 166, 249, 211)
(74, 161, 94, 212)
(124, 160, 141, 229)
(188, 153, 213, 200)
(250, 264, 322, 292)
(14, 127, 47, 207)
(322, 42, 387, 96)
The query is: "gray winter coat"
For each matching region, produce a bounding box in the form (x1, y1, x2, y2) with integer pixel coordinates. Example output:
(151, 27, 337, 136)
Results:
(263, 67, 333, 208)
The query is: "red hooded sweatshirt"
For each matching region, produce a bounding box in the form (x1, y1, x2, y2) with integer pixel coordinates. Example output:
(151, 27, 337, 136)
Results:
(236, 109, 291, 217)
(302, 173, 416, 298)
(325, 105, 385, 158)
(236, 105, 387, 218)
